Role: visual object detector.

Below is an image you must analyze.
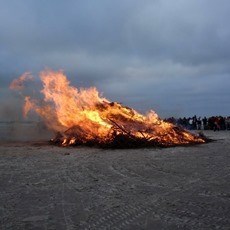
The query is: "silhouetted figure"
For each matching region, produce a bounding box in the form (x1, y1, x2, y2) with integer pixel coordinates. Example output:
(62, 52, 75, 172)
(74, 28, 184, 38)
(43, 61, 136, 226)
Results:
(188, 117, 193, 130)
(226, 117, 230, 130)
(213, 117, 220, 131)
(192, 115, 197, 130)
(198, 117, 202, 130)
(219, 116, 226, 130)
(164, 115, 230, 131)
(202, 117, 207, 130)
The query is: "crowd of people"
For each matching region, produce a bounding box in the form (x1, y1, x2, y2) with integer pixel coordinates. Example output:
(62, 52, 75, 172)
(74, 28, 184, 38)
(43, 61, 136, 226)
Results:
(165, 115, 230, 131)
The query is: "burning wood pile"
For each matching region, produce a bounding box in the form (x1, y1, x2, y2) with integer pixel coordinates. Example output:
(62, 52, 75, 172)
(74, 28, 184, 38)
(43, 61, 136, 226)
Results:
(10, 69, 207, 148)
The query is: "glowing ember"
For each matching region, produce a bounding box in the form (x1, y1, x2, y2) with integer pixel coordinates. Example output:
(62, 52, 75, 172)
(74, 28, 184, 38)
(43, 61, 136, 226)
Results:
(10, 69, 206, 148)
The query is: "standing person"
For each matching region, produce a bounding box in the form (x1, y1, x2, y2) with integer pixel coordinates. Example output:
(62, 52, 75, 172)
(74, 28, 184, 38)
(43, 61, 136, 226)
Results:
(182, 117, 188, 129)
(219, 116, 226, 130)
(192, 115, 197, 130)
(188, 117, 193, 130)
(226, 117, 230, 130)
(213, 117, 220, 131)
(208, 117, 215, 130)
(202, 117, 207, 130)
(197, 117, 202, 130)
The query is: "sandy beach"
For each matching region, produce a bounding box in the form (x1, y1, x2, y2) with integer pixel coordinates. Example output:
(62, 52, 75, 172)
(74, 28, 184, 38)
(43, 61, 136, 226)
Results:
(0, 131, 229, 229)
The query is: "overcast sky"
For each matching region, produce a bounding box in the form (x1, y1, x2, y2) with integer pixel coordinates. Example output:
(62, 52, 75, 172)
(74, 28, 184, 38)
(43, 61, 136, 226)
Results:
(1, 0, 230, 120)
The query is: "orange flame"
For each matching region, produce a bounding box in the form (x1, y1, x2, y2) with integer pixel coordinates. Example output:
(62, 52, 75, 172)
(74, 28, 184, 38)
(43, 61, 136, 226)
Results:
(9, 72, 33, 91)
(10, 69, 205, 147)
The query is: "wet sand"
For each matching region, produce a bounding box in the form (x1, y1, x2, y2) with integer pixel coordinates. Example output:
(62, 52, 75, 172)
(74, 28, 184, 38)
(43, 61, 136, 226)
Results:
(0, 131, 229, 229)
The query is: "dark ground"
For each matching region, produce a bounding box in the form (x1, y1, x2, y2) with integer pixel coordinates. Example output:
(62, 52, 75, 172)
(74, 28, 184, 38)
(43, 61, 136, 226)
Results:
(0, 131, 229, 229)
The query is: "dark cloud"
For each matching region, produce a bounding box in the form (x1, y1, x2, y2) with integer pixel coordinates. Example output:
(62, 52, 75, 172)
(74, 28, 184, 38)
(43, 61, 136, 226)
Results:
(0, 0, 230, 118)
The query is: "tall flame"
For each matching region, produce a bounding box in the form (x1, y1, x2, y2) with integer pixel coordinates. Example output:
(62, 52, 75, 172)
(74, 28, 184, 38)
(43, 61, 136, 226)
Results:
(10, 69, 205, 147)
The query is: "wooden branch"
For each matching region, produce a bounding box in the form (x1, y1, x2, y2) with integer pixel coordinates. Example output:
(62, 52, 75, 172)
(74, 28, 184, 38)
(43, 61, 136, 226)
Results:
(108, 118, 136, 140)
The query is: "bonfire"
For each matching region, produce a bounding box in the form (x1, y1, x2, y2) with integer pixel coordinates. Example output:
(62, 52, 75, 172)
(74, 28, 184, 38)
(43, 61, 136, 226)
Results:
(10, 69, 206, 148)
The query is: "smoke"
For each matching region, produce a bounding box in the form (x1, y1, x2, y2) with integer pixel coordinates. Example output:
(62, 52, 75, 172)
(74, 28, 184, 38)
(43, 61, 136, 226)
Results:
(0, 121, 52, 142)
(0, 97, 53, 141)
(0, 75, 52, 142)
